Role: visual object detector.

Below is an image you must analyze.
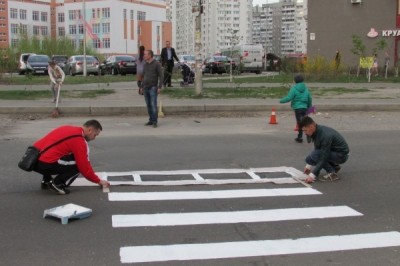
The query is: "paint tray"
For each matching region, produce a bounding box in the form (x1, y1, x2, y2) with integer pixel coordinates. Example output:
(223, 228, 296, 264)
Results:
(43, 203, 92, 225)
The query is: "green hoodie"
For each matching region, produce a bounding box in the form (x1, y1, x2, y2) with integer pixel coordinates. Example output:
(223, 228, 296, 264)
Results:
(279, 82, 312, 110)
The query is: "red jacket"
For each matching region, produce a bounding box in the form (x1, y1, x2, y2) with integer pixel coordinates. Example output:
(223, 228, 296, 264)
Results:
(34, 125, 100, 184)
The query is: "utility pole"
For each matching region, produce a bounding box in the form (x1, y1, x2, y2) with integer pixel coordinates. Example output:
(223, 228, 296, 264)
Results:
(82, 0, 87, 76)
(193, 0, 203, 96)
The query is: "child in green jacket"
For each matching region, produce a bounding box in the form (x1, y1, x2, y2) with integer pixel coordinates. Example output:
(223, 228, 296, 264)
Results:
(279, 74, 312, 143)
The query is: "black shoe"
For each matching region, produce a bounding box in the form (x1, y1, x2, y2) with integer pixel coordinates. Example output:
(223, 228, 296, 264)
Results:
(152, 123, 158, 128)
(41, 180, 50, 190)
(294, 138, 303, 143)
(49, 181, 70, 195)
(41, 176, 52, 190)
(145, 121, 153, 126)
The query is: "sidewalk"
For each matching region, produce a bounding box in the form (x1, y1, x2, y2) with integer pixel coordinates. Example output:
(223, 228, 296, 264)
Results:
(0, 81, 399, 116)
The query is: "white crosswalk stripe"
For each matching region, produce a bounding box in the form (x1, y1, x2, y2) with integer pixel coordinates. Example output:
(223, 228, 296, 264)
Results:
(120, 232, 400, 264)
(101, 167, 400, 264)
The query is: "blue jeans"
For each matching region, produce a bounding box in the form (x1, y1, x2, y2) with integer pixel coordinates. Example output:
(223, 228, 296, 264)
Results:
(144, 86, 158, 123)
(305, 149, 348, 174)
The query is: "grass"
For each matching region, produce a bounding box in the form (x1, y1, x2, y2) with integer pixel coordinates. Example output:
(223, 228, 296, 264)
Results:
(162, 87, 372, 99)
(0, 89, 115, 100)
(0, 74, 136, 85)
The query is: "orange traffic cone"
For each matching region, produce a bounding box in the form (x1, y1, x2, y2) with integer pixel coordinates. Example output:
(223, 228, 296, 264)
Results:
(294, 123, 299, 131)
(269, 108, 278, 124)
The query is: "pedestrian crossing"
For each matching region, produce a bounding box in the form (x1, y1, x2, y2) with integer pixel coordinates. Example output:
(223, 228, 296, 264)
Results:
(90, 167, 400, 264)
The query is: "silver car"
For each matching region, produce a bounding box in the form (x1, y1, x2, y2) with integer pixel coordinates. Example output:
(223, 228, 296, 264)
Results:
(64, 55, 100, 76)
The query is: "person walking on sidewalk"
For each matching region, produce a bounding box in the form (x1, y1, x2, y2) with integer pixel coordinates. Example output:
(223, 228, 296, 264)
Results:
(48, 60, 65, 103)
(32, 119, 110, 195)
(160, 41, 179, 88)
(300, 116, 350, 184)
(142, 49, 163, 128)
(279, 74, 312, 143)
(136, 45, 145, 95)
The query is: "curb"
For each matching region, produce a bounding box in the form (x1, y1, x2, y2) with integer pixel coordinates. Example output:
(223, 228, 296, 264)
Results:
(2, 104, 400, 116)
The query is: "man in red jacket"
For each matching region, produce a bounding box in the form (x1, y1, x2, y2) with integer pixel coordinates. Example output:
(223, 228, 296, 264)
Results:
(33, 120, 110, 195)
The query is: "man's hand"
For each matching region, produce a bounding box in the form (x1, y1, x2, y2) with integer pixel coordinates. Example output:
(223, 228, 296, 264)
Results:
(99, 179, 110, 188)
(305, 176, 315, 183)
(303, 167, 311, 175)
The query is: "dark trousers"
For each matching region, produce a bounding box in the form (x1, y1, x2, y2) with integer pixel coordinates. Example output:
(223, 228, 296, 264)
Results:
(294, 108, 307, 139)
(34, 154, 79, 186)
(163, 60, 174, 86)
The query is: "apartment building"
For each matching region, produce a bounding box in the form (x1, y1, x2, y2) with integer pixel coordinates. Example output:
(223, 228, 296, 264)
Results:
(2, 0, 170, 55)
(169, 0, 252, 58)
(252, 0, 307, 57)
(308, 0, 398, 67)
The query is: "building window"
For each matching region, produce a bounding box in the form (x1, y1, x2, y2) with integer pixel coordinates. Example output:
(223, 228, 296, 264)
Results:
(33, 26, 40, 35)
(10, 8, 18, 19)
(69, 10, 75, 21)
(97, 8, 100, 18)
(58, 27, 65, 36)
(41, 26, 48, 36)
(78, 24, 84, 34)
(92, 38, 101, 48)
(102, 8, 110, 18)
(137, 26, 141, 35)
(69, 25, 77, 35)
(33, 11, 39, 21)
(20, 9, 27, 20)
(92, 9, 96, 19)
(123, 9, 126, 20)
(157, 25, 160, 35)
(58, 13, 64, 22)
(71, 39, 76, 49)
(10, 23, 18, 34)
(11, 38, 19, 47)
(79, 39, 84, 48)
(41, 12, 48, 22)
(130, 10, 134, 20)
(103, 38, 110, 48)
(102, 23, 110, 34)
(93, 23, 100, 34)
(137, 11, 146, 21)
(20, 24, 27, 34)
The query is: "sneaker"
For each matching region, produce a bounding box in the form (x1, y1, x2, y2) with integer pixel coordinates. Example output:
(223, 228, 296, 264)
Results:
(152, 123, 158, 128)
(320, 173, 340, 182)
(49, 181, 70, 195)
(294, 138, 303, 143)
(334, 164, 341, 173)
(145, 121, 153, 126)
(41, 180, 50, 190)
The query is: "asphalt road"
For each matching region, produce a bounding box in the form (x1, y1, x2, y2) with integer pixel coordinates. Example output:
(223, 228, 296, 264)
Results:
(1, 112, 400, 265)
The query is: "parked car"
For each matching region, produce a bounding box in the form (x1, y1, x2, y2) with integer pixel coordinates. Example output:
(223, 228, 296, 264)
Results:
(100, 55, 137, 75)
(202, 56, 236, 74)
(18, 53, 36, 75)
(51, 55, 68, 69)
(175, 54, 196, 68)
(25, 54, 50, 75)
(64, 55, 100, 76)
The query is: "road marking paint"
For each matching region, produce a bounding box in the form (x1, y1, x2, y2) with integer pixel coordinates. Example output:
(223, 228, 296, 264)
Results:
(120, 231, 400, 263)
(108, 187, 321, 201)
(112, 206, 362, 227)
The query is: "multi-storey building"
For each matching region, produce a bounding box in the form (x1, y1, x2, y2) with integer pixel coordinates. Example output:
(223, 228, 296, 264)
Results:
(308, 0, 398, 67)
(252, 0, 307, 57)
(2, 0, 170, 56)
(169, 0, 252, 58)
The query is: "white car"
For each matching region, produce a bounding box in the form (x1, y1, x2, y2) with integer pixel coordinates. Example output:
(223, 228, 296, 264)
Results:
(176, 55, 195, 69)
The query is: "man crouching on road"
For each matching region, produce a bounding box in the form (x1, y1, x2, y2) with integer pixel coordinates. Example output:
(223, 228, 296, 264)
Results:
(300, 116, 350, 183)
(33, 119, 110, 195)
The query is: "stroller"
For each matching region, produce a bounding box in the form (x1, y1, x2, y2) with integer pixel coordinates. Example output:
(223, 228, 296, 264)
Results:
(180, 63, 195, 87)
